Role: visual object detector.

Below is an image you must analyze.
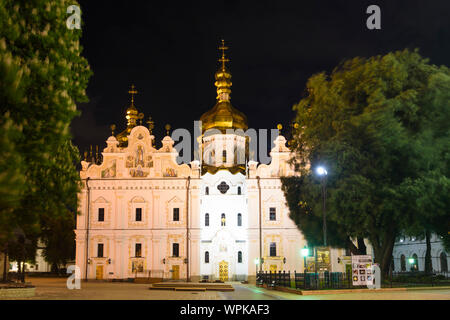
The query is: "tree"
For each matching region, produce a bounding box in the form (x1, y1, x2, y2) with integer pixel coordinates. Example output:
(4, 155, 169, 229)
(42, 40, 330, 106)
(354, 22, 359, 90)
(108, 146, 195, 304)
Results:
(41, 213, 76, 274)
(283, 49, 450, 277)
(0, 0, 91, 279)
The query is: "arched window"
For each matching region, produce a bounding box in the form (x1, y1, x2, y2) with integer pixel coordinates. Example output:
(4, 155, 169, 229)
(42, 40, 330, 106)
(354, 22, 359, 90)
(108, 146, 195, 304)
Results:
(237, 213, 242, 227)
(205, 251, 209, 264)
(440, 252, 448, 272)
(205, 186, 209, 195)
(222, 150, 227, 162)
(270, 243, 277, 257)
(238, 251, 242, 263)
(205, 213, 209, 226)
(411, 253, 418, 271)
(221, 213, 226, 226)
(237, 186, 241, 195)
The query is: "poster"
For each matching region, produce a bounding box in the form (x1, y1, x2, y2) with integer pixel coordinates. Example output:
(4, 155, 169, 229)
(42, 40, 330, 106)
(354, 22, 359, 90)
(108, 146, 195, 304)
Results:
(351, 255, 373, 286)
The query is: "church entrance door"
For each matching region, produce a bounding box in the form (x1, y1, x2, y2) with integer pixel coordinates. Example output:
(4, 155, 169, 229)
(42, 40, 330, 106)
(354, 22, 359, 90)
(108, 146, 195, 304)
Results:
(172, 265, 180, 280)
(219, 260, 228, 282)
(270, 265, 277, 273)
(96, 265, 104, 280)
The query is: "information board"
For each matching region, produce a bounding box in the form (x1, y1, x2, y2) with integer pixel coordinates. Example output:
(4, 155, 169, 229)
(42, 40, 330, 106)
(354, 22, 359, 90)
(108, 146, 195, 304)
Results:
(351, 255, 374, 286)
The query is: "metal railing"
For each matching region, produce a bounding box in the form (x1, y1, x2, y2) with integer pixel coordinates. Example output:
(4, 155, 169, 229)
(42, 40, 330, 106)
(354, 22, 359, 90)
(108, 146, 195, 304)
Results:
(256, 270, 450, 290)
(257, 270, 355, 290)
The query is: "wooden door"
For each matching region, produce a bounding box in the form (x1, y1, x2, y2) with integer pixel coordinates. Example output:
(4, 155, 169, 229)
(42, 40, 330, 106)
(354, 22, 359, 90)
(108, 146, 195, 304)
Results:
(270, 264, 277, 273)
(172, 265, 180, 280)
(219, 260, 228, 282)
(96, 265, 104, 280)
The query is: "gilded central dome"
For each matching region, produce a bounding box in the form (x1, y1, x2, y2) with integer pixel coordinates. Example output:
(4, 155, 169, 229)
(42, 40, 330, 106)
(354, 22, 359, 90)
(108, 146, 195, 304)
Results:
(200, 40, 248, 133)
(200, 100, 248, 132)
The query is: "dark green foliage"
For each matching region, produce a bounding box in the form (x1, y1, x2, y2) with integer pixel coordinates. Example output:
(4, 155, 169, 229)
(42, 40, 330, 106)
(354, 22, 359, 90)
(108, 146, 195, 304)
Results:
(283, 49, 450, 276)
(0, 0, 91, 277)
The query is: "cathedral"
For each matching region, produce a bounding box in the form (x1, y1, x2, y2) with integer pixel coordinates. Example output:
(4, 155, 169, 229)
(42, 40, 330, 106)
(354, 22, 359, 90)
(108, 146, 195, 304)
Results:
(75, 41, 345, 281)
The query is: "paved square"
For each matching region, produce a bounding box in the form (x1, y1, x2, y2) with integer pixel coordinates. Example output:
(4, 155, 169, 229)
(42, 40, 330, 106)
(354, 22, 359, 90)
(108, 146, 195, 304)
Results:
(2, 278, 449, 300)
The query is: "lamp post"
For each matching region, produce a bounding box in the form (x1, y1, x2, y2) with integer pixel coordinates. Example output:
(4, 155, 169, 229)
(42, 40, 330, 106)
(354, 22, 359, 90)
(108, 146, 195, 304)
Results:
(301, 246, 310, 272)
(316, 166, 328, 247)
(254, 258, 260, 282)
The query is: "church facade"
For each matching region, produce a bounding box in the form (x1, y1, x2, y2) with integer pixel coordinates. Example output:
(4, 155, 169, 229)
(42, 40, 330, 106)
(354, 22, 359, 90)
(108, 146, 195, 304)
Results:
(75, 42, 345, 281)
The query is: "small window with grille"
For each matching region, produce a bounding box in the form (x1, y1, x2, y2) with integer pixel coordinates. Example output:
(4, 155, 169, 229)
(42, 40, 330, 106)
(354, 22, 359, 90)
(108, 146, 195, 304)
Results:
(270, 243, 276, 257)
(135, 208, 142, 221)
(173, 208, 180, 221)
(135, 243, 142, 257)
(269, 207, 276, 221)
(173, 243, 179, 257)
(97, 243, 104, 258)
(98, 208, 105, 221)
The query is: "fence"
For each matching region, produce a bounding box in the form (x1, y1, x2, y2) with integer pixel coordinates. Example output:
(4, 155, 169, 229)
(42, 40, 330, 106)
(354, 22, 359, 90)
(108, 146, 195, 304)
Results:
(257, 270, 355, 290)
(388, 271, 450, 287)
(256, 270, 450, 290)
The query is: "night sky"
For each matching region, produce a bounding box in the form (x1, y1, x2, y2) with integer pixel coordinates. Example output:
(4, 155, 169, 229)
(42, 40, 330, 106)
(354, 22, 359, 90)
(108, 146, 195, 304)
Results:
(73, 0, 450, 154)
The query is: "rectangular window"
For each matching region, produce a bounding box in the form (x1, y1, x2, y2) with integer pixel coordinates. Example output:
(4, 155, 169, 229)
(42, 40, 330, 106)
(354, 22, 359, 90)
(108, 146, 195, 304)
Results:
(135, 208, 142, 221)
(270, 242, 276, 257)
(173, 243, 179, 257)
(98, 208, 105, 221)
(97, 243, 104, 258)
(173, 208, 180, 221)
(135, 243, 142, 257)
(269, 207, 276, 221)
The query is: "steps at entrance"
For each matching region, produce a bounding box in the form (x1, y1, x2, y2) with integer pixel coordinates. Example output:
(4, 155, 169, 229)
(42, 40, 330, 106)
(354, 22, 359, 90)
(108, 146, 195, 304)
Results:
(149, 282, 234, 292)
(174, 287, 206, 291)
(134, 278, 163, 284)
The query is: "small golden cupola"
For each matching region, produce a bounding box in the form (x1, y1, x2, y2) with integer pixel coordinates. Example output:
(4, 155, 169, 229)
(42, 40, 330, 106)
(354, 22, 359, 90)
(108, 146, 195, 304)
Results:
(116, 84, 144, 147)
(200, 40, 248, 133)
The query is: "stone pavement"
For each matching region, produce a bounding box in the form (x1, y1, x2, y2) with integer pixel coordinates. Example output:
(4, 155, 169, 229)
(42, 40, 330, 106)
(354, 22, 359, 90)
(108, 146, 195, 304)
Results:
(224, 283, 450, 300)
(1, 277, 220, 300)
(2, 278, 449, 300)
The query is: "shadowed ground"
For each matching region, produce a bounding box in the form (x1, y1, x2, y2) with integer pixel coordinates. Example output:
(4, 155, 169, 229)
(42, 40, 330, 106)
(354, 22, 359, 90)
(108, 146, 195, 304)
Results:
(2, 278, 449, 300)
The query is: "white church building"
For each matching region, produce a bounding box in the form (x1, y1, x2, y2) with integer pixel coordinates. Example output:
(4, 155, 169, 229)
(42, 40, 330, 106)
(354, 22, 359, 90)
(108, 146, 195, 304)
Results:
(75, 42, 346, 281)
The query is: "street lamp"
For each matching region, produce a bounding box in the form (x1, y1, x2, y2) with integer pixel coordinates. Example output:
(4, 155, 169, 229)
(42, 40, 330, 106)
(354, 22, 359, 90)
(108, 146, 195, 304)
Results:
(316, 166, 328, 247)
(254, 258, 260, 280)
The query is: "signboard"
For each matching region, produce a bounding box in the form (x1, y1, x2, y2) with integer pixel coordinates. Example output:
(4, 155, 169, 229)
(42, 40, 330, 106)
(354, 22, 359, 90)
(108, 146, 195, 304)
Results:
(351, 255, 373, 286)
(305, 257, 316, 272)
(316, 247, 331, 271)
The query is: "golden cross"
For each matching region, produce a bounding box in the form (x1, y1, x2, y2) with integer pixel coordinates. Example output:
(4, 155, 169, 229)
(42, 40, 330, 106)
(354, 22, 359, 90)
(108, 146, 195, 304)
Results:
(218, 39, 229, 70)
(128, 84, 138, 105)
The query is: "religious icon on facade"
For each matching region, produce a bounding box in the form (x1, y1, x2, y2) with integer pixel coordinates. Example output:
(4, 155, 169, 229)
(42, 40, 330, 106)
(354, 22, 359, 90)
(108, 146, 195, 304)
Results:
(136, 146, 145, 167)
(101, 160, 116, 178)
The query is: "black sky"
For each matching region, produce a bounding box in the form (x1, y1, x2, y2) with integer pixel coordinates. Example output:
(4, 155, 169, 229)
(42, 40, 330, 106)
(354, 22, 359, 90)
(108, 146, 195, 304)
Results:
(73, 0, 450, 154)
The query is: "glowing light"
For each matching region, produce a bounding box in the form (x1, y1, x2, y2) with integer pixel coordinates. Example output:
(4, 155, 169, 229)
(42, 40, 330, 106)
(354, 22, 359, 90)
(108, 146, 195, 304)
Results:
(301, 248, 310, 257)
(316, 166, 327, 176)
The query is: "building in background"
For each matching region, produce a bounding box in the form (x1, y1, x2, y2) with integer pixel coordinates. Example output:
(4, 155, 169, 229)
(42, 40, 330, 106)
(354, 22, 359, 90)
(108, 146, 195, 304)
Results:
(8, 240, 52, 273)
(392, 234, 448, 273)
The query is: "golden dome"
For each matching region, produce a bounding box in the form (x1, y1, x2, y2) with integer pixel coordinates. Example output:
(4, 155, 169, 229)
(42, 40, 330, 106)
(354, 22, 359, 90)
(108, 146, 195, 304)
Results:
(116, 84, 144, 147)
(200, 100, 248, 132)
(200, 40, 248, 133)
